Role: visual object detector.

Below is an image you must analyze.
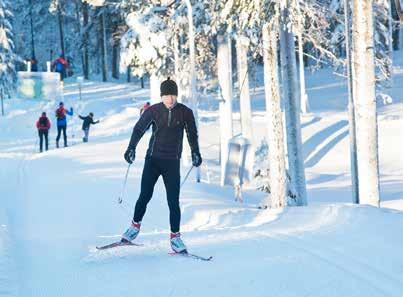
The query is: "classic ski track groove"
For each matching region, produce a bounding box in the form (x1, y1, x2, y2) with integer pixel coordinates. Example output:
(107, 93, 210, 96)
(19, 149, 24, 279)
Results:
(275, 235, 399, 297)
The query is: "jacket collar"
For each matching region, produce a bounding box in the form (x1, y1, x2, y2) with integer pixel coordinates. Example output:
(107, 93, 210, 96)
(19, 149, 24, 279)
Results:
(162, 101, 178, 111)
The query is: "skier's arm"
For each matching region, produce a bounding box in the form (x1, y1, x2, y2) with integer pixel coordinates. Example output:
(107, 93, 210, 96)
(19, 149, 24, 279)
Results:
(127, 109, 153, 149)
(66, 107, 74, 116)
(184, 108, 200, 154)
(79, 115, 85, 120)
(47, 119, 51, 129)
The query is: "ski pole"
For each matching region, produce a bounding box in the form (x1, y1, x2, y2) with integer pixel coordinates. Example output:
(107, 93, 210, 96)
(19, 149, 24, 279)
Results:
(180, 165, 194, 189)
(118, 164, 131, 204)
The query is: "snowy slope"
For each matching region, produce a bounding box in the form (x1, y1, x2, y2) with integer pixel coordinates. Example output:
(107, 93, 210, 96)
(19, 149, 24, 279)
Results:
(1, 55, 403, 296)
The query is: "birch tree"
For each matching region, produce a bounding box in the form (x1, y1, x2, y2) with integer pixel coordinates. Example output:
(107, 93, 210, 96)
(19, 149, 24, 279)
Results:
(236, 35, 254, 184)
(217, 32, 234, 186)
(343, 0, 359, 204)
(280, 0, 307, 206)
(262, 17, 287, 208)
(351, 0, 380, 207)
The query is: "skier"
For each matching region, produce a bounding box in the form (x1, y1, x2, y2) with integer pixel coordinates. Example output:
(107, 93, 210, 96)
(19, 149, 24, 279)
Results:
(52, 54, 69, 81)
(31, 57, 38, 72)
(121, 78, 202, 253)
(55, 102, 73, 148)
(79, 112, 99, 142)
(36, 112, 51, 152)
(139, 102, 151, 116)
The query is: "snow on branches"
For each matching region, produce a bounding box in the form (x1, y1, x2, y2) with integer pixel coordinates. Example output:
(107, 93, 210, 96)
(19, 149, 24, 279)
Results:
(120, 8, 170, 78)
(0, 0, 17, 98)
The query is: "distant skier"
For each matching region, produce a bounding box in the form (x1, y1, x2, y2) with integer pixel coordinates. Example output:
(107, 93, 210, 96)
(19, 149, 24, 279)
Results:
(79, 112, 99, 142)
(139, 102, 150, 116)
(31, 57, 38, 72)
(55, 102, 73, 148)
(52, 54, 69, 81)
(36, 112, 51, 152)
(121, 77, 202, 253)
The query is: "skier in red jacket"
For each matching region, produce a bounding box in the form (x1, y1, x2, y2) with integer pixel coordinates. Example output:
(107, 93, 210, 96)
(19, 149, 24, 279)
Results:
(36, 112, 51, 152)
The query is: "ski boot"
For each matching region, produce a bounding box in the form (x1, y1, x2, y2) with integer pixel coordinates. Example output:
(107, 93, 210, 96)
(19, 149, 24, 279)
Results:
(121, 221, 141, 243)
(170, 232, 187, 254)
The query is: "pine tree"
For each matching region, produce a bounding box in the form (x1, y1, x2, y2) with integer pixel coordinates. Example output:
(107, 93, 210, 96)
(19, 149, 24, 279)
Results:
(0, 0, 17, 106)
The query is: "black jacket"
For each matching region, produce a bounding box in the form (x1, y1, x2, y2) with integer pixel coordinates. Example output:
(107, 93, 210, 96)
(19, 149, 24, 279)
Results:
(128, 102, 200, 160)
(79, 115, 99, 130)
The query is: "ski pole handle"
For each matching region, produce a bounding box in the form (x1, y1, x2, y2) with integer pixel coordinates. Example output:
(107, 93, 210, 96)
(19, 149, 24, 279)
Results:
(118, 164, 131, 204)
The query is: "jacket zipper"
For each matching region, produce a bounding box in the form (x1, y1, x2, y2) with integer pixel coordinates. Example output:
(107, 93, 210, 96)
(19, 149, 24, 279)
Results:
(168, 109, 172, 127)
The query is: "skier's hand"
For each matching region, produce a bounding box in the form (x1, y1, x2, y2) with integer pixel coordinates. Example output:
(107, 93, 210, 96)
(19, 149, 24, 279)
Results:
(191, 151, 202, 167)
(124, 148, 135, 164)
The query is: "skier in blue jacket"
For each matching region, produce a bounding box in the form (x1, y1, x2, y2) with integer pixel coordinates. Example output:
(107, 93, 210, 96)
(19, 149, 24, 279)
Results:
(55, 102, 73, 148)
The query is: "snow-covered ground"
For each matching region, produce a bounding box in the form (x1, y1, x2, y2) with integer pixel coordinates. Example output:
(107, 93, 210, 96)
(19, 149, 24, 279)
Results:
(1, 52, 403, 296)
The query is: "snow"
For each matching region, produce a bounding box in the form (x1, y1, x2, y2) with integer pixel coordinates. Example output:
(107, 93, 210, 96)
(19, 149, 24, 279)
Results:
(1, 53, 403, 296)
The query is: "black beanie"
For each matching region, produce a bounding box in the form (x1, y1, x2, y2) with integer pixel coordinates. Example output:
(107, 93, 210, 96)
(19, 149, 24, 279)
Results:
(160, 77, 178, 96)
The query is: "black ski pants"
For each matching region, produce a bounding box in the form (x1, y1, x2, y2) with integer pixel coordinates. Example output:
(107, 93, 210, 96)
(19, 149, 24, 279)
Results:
(133, 157, 181, 233)
(38, 130, 49, 152)
(56, 125, 67, 146)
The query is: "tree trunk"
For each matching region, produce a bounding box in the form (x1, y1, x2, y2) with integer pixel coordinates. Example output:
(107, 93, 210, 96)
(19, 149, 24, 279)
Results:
(295, 0, 309, 114)
(29, 0, 35, 58)
(391, 0, 400, 50)
(263, 22, 286, 208)
(236, 35, 254, 184)
(57, 1, 65, 55)
(150, 74, 160, 105)
(351, 0, 380, 207)
(217, 33, 234, 186)
(344, 0, 360, 204)
(112, 40, 120, 79)
(82, 1, 89, 79)
(279, 0, 307, 206)
(386, 0, 394, 84)
(127, 66, 131, 83)
(74, 0, 85, 77)
(99, 8, 107, 82)
(1, 89, 4, 116)
(173, 34, 182, 103)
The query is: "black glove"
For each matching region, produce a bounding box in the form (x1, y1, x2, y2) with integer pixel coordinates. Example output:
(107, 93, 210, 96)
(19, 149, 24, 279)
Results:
(191, 151, 202, 167)
(124, 147, 135, 164)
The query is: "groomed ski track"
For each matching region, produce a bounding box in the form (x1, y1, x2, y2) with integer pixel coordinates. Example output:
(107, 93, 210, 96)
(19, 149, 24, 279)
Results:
(1, 72, 403, 296)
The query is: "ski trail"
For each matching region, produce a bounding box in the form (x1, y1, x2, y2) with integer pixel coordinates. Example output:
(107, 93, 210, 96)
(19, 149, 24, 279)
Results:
(274, 235, 401, 297)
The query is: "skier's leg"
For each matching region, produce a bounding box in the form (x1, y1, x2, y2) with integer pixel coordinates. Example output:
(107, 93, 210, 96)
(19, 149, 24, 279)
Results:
(84, 128, 89, 142)
(39, 131, 43, 152)
(161, 159, 181, 233)
(62, 126, 67, 147)
(132, 158, 161, 223)
(56, 126, 61, 147)
(44, 130, 49, 151)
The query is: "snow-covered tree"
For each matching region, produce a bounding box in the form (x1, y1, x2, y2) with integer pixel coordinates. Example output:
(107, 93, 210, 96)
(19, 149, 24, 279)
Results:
(343, 0, 359, 204)
(262, 16, 287, 208)
(351, 0, 381, 207)
(0, 0, 17, 104)
(279, 0, 307, 206)
(374, 0, 393, 87)
(120, 5, 171, 103)
(217, 32, 234, 186)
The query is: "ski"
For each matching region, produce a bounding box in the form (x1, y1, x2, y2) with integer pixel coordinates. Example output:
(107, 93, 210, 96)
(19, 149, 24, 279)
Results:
(96, 240, 143, 250)
(168, 251, 213, 261)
